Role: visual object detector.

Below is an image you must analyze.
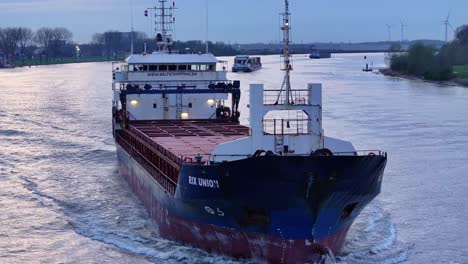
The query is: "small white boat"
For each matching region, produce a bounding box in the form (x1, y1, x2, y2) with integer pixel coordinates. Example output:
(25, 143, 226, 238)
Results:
(232, 55, 262, 72)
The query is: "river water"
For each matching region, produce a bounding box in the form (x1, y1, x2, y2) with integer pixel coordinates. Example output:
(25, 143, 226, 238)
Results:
(0, 53, 467, 264)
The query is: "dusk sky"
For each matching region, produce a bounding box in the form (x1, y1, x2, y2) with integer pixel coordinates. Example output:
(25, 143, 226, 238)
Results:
(1, 0, 467, 44)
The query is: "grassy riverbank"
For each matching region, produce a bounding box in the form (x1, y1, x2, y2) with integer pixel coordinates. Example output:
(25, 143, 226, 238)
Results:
(454, 65, 468, 75)
(386, 25, 468, 86)
(380, 67, 468, 87)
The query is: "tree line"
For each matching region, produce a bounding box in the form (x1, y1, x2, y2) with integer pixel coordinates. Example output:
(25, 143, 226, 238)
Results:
(0, 27, 74, 65)
(0, 27, 237, 66)
(390, 25, 468, 81)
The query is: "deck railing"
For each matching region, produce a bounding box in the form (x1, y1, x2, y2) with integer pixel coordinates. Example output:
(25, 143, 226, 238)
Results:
(263, 118, 310, 135)
(179, 150, 387, 165)
(116, 131, 178, 196)
(263, 89, 312, 105)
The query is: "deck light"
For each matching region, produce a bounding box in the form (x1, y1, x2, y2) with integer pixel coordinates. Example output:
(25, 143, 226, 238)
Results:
(130, 99, 139, 106)
(207, 99, 215, 106)
(181, 112, 189, 119)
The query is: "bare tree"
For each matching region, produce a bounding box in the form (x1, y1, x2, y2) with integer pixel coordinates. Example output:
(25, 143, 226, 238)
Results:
(34, 27, 73, 60)
(0, 27, 22, 65)
(17, 27, 34, 62)
(34, 27, 54, 61)
(50, 27, 73, 57)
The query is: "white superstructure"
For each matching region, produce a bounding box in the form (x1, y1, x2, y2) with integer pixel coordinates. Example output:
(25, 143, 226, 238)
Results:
(211, 0, 354, 162)
(112, 0, 240, 123)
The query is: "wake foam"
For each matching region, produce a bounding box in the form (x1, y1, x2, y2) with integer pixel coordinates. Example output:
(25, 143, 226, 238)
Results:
(336, 204, 414, 264)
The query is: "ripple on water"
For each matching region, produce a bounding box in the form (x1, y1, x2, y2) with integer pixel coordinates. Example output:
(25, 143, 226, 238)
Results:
(336, 204, 414, 264)
(0, 129, 29, 137)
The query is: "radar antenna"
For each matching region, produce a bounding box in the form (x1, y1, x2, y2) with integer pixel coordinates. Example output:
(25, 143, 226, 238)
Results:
(146, 0, 176, 53)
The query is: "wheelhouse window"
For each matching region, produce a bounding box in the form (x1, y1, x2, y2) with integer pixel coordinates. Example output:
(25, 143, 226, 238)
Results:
(133, 64, 216, 72)
(131, 64, 145, 71)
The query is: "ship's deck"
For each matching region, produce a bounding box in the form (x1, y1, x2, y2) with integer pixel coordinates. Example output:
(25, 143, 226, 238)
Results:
(128, 120, 250, 162)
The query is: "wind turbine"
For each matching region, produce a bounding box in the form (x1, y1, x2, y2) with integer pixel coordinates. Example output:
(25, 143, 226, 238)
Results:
(442, 12, 455, 42)
(400, 20, 408, 43)
(386, 24, 394, 42)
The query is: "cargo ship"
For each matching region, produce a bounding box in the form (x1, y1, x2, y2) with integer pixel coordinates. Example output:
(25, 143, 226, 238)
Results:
(232, 55, 262, 72)
(112, 1, 387, 263)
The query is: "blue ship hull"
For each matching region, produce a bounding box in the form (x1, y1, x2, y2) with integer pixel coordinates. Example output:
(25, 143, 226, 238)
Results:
(116, 144, 387, 263)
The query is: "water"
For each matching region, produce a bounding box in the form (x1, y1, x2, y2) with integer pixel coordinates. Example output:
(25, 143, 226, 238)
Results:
(0, 54, 467, 263)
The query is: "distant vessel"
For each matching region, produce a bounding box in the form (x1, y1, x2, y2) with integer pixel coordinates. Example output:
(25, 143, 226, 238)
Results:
(309, 50, 321, 59)
(309, 45, 331, 59)
(112, 1, 387, 263)
(232, 55, 262, 72)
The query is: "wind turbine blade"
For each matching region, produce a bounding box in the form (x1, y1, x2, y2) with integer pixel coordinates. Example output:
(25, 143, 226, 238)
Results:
(449, 23, 455, 31)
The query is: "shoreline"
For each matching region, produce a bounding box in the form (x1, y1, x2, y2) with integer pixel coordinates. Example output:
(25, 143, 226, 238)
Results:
(1, 57, 126, 69)
(379, 68, 468, 88)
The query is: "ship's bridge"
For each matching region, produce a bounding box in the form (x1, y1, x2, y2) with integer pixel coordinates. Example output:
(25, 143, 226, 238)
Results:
(113, 53, 227, 82)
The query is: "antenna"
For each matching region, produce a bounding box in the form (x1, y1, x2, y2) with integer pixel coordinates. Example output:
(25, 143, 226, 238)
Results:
(277, 0, 293, 105)
(146, 0, 177, 53)
(400, 20, 408, 43)
(442, 11, 454, 42)
(205, 0, 209, 53)
(130, 0, 134, 54)
(386, 24, 393, 42)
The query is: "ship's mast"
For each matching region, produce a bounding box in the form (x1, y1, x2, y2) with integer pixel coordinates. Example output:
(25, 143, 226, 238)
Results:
(279, 0, 293, 105)
(147, 0, 176, 53)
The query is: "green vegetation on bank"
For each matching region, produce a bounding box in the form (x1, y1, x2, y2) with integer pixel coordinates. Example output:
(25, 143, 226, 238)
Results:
(454, 65, 468, 76)
(389, 25, 468, 81)
(14, 56, 127, 67)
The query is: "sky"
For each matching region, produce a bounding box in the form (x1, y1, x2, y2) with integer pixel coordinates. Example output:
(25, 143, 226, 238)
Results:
(0, 0, 467, 44)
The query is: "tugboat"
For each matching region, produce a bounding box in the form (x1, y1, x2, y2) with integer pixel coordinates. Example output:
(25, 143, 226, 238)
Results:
(232, 55, 262, 72)
(309, 45, 331, 59)
(112, 1, 387, 263)
(309, 45, 321, 59)
(309, 50, 321, 59)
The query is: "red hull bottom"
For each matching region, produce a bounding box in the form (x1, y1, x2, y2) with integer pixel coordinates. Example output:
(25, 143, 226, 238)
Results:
(120, 155, 350, 264)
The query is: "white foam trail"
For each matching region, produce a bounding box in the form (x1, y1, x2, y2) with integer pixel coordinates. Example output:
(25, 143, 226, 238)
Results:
(370, 224, 396, 254)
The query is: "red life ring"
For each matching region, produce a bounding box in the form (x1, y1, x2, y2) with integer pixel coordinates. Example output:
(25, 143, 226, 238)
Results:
(368, 152, 376, 156)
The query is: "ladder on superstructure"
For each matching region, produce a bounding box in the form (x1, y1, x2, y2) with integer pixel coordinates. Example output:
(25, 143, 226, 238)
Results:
(163, 94, 169, 119)
(176, 93, 182, 119)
